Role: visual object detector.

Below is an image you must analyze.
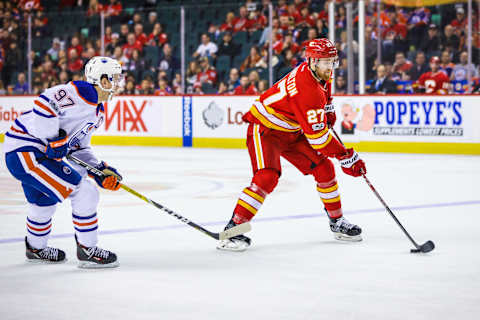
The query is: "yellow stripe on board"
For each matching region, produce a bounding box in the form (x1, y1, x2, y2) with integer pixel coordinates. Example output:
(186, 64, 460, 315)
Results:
(2, 133, 479, 155)
(382, 0, 466, 7)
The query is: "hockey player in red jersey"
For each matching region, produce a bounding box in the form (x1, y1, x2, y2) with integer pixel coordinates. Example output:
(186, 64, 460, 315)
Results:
(218, 38, 367, 251)
(415, 56, 450, 94)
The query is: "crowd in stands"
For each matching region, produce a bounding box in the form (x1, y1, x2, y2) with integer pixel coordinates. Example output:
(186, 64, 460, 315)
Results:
(1, 0, 480, 96)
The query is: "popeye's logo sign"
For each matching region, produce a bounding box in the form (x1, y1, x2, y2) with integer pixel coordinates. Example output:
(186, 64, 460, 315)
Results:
(103, 99, 148, 132)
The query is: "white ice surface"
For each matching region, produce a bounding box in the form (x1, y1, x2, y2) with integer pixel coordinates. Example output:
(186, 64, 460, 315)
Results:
(0, 145, 479, 320)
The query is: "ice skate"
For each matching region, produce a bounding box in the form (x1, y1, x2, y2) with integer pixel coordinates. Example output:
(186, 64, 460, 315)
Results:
(75, 235, 119, 269)
(217, 218, 251, 252)
(25, 237, 66, 263)
(329, 216, 362, 242)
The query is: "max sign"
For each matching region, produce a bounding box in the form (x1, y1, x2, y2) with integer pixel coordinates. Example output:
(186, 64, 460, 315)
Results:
(103, 99, 147, 132)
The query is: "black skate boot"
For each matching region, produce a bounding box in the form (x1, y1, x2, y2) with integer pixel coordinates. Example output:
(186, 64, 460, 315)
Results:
(75, 235, 119, 269)
(328, 215, 362, 242)
(217, 217, 252, 252)
(25, 237, 66, 263)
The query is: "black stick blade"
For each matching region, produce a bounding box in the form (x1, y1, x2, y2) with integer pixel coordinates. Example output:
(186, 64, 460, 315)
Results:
(410, 240, 435, 253)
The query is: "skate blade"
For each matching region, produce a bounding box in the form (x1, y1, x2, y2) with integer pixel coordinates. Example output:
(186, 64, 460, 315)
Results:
(333, 233, 362, 242)
(77, 260, 120, 269)
(26, 258, 67, 264)
(216, 240, 249, 252)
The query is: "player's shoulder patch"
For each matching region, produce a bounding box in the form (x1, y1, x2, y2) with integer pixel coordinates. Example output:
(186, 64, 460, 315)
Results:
(71, 81, 98, 106)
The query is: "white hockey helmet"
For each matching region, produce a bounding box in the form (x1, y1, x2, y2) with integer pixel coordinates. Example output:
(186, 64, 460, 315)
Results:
(84, 56, 123, 97)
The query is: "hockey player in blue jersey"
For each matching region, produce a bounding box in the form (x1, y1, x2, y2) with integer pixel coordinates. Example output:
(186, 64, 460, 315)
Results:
(3, 57, 125, 268)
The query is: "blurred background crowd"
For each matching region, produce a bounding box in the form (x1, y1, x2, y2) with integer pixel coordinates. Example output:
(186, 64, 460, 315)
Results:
(1, 0, 480, 96)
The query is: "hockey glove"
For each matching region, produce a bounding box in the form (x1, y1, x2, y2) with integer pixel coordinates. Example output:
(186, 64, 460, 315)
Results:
(325, 104, 336, 128)
(338, 148, 366, 177)
(45, 129, 68, 161)
(91, 161, 123, 191)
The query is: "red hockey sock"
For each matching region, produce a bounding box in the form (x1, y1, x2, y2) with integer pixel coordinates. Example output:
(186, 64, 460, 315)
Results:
(313, 159, 343, 219)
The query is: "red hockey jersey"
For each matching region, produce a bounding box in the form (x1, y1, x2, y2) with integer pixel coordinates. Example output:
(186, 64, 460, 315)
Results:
(243, 62, 345, 158)
(417, 70, 450, 94)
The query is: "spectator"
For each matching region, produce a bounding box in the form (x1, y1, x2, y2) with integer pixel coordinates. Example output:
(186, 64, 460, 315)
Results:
(194, 57, 218, 91)
(192, 33, 217, 59)
(257, 79, 268, 94)
(122, 33, 143, 59)
(13, 72, 28, 94)
(407, 6, 430, 49)
(67, 36, 83, 59)
(248, 70, 260, 89)
(144, 11, 158, 35)
(441, 24, 460, 53)
(451, 7, 467, 31)
(138, 78, 154, 95)
(335, 75, 347, 94)
(367, 64, 398, 94)
(3, 42, 22, 86)
(104, 0, 122, 17)
(419, 24, 441, 57)
(147, 23, 168, 47)
(172, 73, 182, 94)
(46, 38, 61, 62)
(112, 45, 128, 67)
(119, 24, 130, 46)
(217, 81, 229, 95)
(233, 6, 250, 33)
(220, 12, 235, 33)
(154, 78, 172, 95)
(440, 50, 455, 78)
(227, 68, 240, 92)
(134, 23, 148, 47)
(233, 75, 258, 95)
(87, 0, 103, 17)
(123, 80, 136, 94)
(186, 60, 201, 93)
(106, 32, 121, 54)
(58, 70, 69, 84)
(247, 8, 267, 31)
(315, 18, 328, 39)
(217, 32, 239, 58)
(392, 52, 413, 78)
(240, 46, 262, 72)
(158, 43, 180, 81)
(416, 56, 450, 94)
(452, 51, 478, 81)
(409, 51, 430, 81)
(67, 48, 83, 73)
(123, 49, 145, 82)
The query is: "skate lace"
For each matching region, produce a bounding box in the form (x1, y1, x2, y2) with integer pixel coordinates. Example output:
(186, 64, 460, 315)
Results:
(39, 247, 58, 260)
(87, 246, 109, 259)
(333, 217, 354, 232)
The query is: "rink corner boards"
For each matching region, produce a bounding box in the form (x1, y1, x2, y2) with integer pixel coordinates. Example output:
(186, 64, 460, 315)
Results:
(0, 135, 479, 155)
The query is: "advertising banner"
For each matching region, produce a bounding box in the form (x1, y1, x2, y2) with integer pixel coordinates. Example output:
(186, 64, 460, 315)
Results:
(332, 95, 479, 143)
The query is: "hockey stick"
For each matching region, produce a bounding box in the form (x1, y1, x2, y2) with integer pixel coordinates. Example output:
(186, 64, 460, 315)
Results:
(66, 154, 251, 241)
(330, 128, 435, 253)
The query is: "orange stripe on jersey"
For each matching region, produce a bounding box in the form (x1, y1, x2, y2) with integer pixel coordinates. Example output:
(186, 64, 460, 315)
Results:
(310, 134, 333, 150)
(244, 188, 265, 203)
(238, 199, 257, 215)
(73, 219, 98, 227)
(21, 152, 72, 199)
(34, 100, 56, 117)
(10, 126, 26, 134)
(250, 105, 299, 132)
(71, 82, 97, 106)
(321, 195, 341, 203)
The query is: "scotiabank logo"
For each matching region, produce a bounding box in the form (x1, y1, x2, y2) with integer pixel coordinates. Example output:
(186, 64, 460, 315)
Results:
(0, 106, 20, 122)
(103, 99, 148, 132)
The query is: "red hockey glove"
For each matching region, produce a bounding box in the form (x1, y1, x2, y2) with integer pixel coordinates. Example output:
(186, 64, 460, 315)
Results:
(325, 104, 336, 128)
(338, 148, 366, 177)
(90, 161, 123, 191)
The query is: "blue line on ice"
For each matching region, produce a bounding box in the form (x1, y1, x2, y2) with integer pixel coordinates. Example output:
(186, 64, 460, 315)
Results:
(1, 200, 479, 244)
